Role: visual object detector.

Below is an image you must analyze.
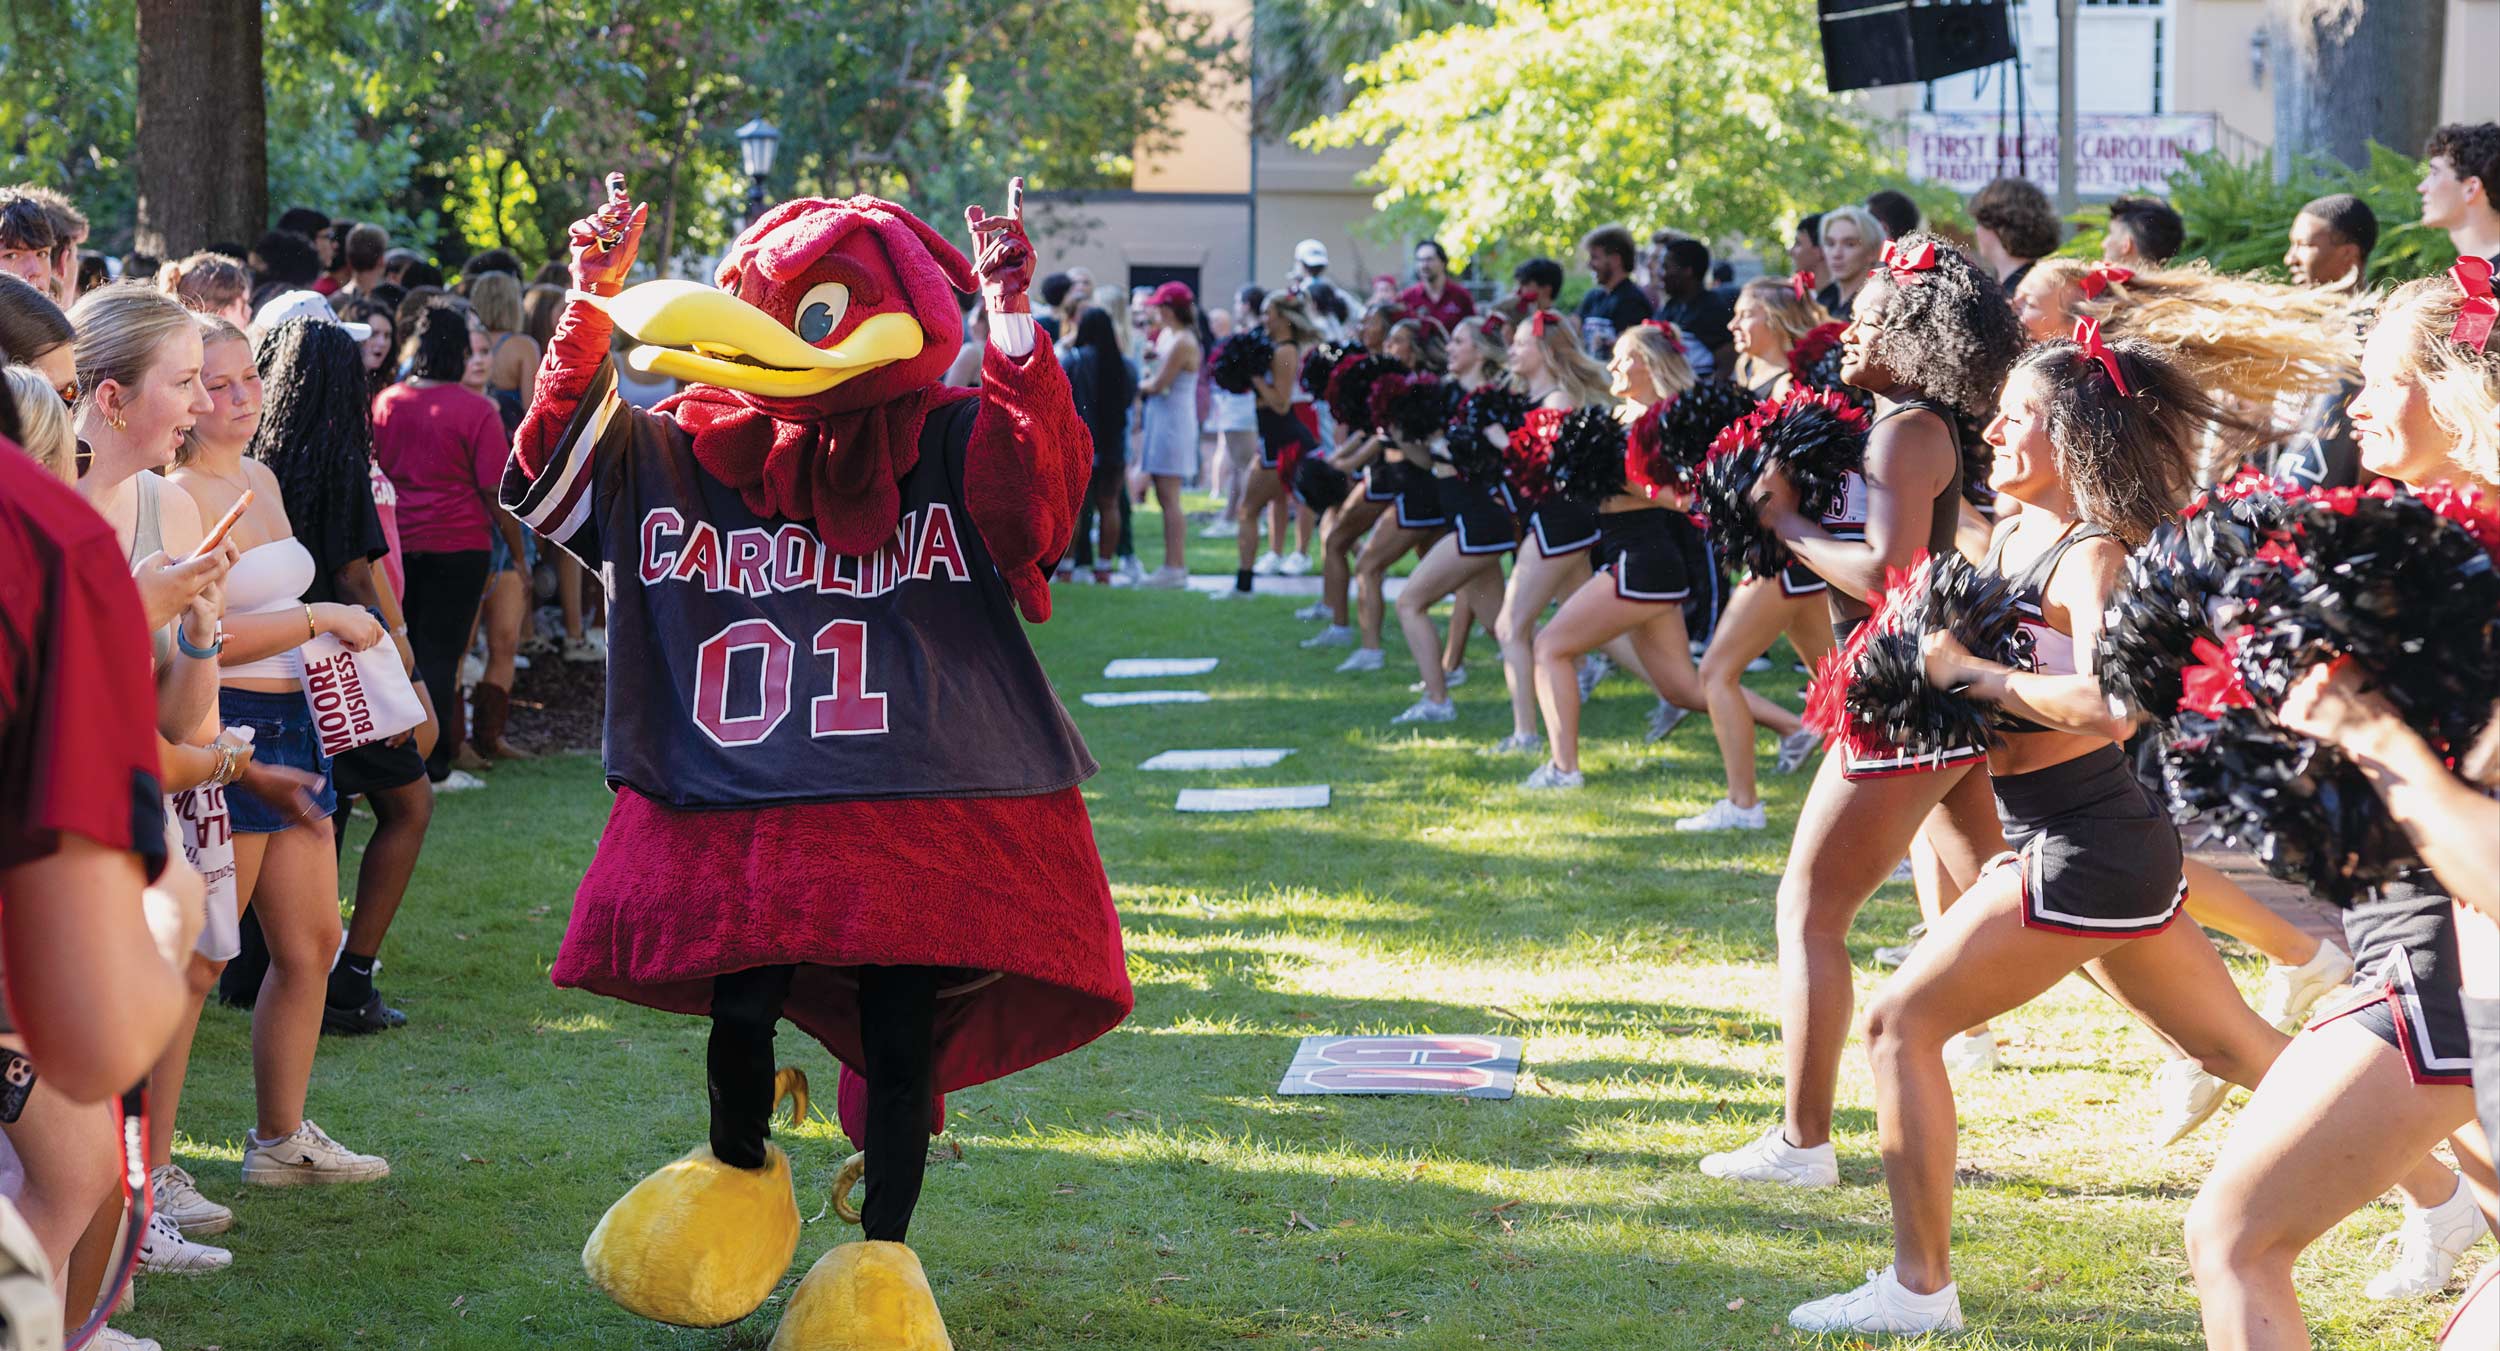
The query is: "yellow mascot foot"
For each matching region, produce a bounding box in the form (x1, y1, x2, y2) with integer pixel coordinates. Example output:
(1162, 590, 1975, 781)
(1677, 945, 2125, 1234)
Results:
(768, 1241, 953, 1351)
(582, 1142, 801, 1327)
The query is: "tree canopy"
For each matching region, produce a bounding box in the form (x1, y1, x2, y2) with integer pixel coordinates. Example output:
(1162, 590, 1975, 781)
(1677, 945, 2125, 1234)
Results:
(1295, 0, 1891, 266)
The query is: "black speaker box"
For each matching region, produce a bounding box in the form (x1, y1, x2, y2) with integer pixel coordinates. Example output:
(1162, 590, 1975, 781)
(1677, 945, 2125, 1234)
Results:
(1819, 0, 2016, 93)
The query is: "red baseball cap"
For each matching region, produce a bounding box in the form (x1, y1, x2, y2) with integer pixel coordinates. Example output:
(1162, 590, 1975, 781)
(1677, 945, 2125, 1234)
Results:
(1150, 280, 1195, 309)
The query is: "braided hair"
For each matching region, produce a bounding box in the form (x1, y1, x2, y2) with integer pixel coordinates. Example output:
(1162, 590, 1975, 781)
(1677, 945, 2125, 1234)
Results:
(249, 318, 378, 585)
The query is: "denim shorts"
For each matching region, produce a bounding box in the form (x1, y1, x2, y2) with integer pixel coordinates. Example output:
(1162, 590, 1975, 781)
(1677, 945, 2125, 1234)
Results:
(490, 525, 537, 575)
(219, 686, 338, 834)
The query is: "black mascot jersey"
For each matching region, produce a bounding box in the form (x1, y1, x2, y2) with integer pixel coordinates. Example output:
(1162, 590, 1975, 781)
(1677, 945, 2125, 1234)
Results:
(503, 362, 1097, 809)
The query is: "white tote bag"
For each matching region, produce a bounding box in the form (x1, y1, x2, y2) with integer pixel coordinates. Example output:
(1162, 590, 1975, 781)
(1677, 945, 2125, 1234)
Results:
(298, 632, 425, 757)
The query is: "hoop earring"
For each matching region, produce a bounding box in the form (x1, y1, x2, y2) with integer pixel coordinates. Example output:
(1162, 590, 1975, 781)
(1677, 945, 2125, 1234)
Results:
(107, 412, 127, 431)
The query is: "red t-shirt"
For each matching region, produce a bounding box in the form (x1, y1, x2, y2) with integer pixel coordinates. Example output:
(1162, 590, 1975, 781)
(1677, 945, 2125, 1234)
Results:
(1398, 280, 1477, 334)
(371, 382, 507, 554)
(0, 446, 167, 878)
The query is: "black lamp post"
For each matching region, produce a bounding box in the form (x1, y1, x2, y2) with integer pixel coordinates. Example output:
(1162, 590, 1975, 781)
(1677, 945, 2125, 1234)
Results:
(735, 117, 781, 234)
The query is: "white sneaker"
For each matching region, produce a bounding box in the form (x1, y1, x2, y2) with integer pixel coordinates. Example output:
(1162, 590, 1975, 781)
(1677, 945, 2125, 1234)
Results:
(511, 652, 532, 671)
(1888, 858, 1915, 883)
(1776, 728, 1822, 774)
(2152, 1058, 2231, 1146)
(2365, 1178, 2489, 1299)
(1577, 653, 1612, 699)
(139, 1209, 232, 1274)
(151, 1163, 232, 1237)
(241, 1119, 390, 1186)
(2258, 942, 2356, 1032)
(1676, 798, 1766, 832)
(459, 653, 485, 687)
(1411, 667, 1470, 692)
(91, 1329, 161, 1351)
(437, 769, 487, 792)
(1336, 648, 1384, 673)
(1278, 552, 1312, 577)
(1486, 732, 1544, 755)
(1645, 700, 1688, 743)
(1292, 600, 1331, 622)
(1789, 1267, 1965, 1335)
(1391, 698, 1456, 725)
(1943, 1029, 2000, 1074)
(1208, 585, 1255, 600)
(562, 636, 605, 663)
(1118, 556, 1145, 584)
(1301, 624, 1355, 649)
(1522, 763, 1584, 790)
(1139, 566, 1189, 590)
(1874, 920, 1928, 970)
(1252, 551, 1284, 576)
(1053, 559, 1076, 581)
(1698, 1125, 1839, 1188)
(1199, 519, 1239, 539)
(1746, 655, 1773, 673)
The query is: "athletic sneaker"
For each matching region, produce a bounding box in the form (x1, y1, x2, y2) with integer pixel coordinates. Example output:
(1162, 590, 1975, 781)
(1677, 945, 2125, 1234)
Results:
(1697, 1125, 1839, 1188)
(1522, 763, 1584, 790)
(1676, 798, 1767, 832)
(2257, 942, 2356, 1032)
(1888, 857, 1915, 883)
(437, 769, 487, 793)
(1486, 732, 1544, 755)
(1252, 551, 1284, 576)
(241, 1119, 390, 1186)
(1293, 600, 1331, 622)
(1411, 668, 1468, 692)
(1139, 566, 1188, 590)
(1052, 558, 1076, 581)
(1788, 1267, 1965, 1335)
(322, 990, 407, 1036)
(2152, 1058, 2231, 1145)
(1278, 552, 1312, 577)
(1336, 648, 1384, 673)
(1390, 698, 1456, 725)
(1301, 624, 1355, 649)
(1577, 653, 1612, 699)
(1118, 556, 1145, 585)
(1775, 728, 1822, 774)
(1746, 655, 1773, 673)
(1645, 700, 1687, 743)
(151, 1163, 232, 1237)
(563, 636, 605, 664)
(2364, 1179, 2489, 1299)
(1199, 518, 1239, 539)
(1209, 586, 1255, 601)
(1873, 920, 1928, 969)
(138, 1209, 231, 1274)
(1943, 1029, 2000, 1074)
(91, 1329, 160, 1351)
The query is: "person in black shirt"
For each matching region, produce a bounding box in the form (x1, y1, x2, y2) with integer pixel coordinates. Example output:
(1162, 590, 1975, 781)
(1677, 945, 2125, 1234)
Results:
(1968, 177, 2060, 295)
(1654, 237, 1734, 379)
(2268, 193, 2380, 489)
(1574, 223, 1651, 359)
(1864, 189, 1921, 240)
(1501, 255, 1565, 326)
(2103, 195, 2185, 265)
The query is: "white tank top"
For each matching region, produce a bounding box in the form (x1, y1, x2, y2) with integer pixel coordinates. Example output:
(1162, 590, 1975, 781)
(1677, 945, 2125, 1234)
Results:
(221, 537, 319, 681)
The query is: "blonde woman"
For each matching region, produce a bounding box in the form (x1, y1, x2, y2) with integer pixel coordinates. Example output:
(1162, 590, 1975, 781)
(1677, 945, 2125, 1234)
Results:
(1217, 291, 1322, 598)
(1391, 315, 1516, 720)
(1486, 310, 1614, 753)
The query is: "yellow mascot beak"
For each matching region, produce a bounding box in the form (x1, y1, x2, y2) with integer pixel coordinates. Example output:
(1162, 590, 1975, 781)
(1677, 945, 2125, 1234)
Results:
(583, 279, 925, 399)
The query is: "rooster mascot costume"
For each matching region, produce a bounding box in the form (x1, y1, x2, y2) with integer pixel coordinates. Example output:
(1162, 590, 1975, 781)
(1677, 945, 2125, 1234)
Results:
(504, 173, 1130, 1349)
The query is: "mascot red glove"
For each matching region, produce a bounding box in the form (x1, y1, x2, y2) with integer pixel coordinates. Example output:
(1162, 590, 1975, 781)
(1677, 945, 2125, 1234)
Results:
(506, 173, 1128, 1350)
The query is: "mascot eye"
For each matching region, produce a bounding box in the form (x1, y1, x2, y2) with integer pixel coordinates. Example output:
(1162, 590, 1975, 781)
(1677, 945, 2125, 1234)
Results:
(796, 282, 850, 345)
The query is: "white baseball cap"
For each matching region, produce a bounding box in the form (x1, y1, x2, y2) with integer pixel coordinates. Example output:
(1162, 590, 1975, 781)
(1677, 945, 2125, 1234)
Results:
(252, 289, 372, 342)
(1294, 238, 1329, 270)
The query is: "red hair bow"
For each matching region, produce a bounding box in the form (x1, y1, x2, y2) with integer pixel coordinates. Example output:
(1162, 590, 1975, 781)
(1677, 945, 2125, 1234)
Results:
(1791, 270, 1816, 299)
(1530, 309, 1554, 338)
(2078, 265, 2134, 301)
(2450, 255, 2497, 348)
(1877, 238, 1936, 285)
(2073, 316, 2130, 398)
(1640, 317, 1682, 345)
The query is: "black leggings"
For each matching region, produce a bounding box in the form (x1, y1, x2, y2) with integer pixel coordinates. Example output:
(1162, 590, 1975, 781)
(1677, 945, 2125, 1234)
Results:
(1072, 488, 1134, 567)
(708, 964, 941, 1243)
(400, 550, 489, 781)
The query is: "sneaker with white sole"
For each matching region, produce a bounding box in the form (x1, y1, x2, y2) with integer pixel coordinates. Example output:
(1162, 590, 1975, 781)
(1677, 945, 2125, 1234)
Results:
(1746, 655, 1773, 673)
(1278, 552, 1312, 577)
(1698, 1125, 1839, 1188)
(1676, 798, 1767, 832)
(1646, 700, 1688, 743)
(1139, 566, 1189, 590)
(1252, 551, 1284, 576)
(1390, 698, 1456, 725)
(436, 769, 487, 793)
(2258, 942, 2356, 1032)
(1209, 585, 1255, 601)
(1943, 1029, 2000, 1074)
(1293, 600, 1330, 621)
(1411, 667, 1470, 692)
(92, 1329, 161, 1351)
(1577, 653, 1612, 699)
(1301, 624, 1355, 649)
(151, 1163, 232, 1237)
(1336, 648, 1384, 673)
(1775, 728, 1822, 774)
(2152, 1058, 2231, 1145)
(241, 1119, 389, 1186)
(1118, 557, 1145, 585)
(1522, 763, 1584, 790)
(562, 636, 606, 663)
(1199, 519, 1239, 539)
(1873, 920, 1928, 969)
(1888, 857, 1915, 883)
(139, 1209, 232, 1274)
(2364, 1178, 2489, 1299)
(1486, 732, 1544, 755)
(1789, 1267, 1965, 1335)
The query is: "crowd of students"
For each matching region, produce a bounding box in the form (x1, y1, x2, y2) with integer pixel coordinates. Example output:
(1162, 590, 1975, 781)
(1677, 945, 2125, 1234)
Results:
(3, 121, 2498, 1349)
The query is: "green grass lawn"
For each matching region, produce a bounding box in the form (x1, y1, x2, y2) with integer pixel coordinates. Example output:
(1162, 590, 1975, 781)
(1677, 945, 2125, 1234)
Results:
(133, 573, 2470, 1349)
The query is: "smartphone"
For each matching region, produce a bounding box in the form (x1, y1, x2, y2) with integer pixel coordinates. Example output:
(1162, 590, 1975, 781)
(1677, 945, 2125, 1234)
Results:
(190, 489, 253, 561)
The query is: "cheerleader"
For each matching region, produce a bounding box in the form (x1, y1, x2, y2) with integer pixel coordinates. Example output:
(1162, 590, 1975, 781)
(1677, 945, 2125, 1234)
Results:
(1307, 303, 1407, 642)
(1523, 323, 1802, 787)
(1342, 318, 1454, 671)
(1682, 276, 1841, 831)
(1698, 235, 2016, 1188)
(1788, 331, 2292, 1335)
(1487, 310, 1615, 754)
(2187, 266, 2500, 1349)
(1392, 314, 1517, 722)
(1217, 291, 1321, 598)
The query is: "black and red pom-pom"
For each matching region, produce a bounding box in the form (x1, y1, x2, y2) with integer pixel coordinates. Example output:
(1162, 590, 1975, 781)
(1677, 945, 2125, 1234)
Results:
(1803, 551, 2035, 757)
(1326, 353, 1401, 434)
(1630, 383, 1760, 500)
(1696, 386, 1870, 578)
(1447, 384, 1529, 483)
(1548, 406, 1630, 505)
(1207, 329, 1275, 395)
